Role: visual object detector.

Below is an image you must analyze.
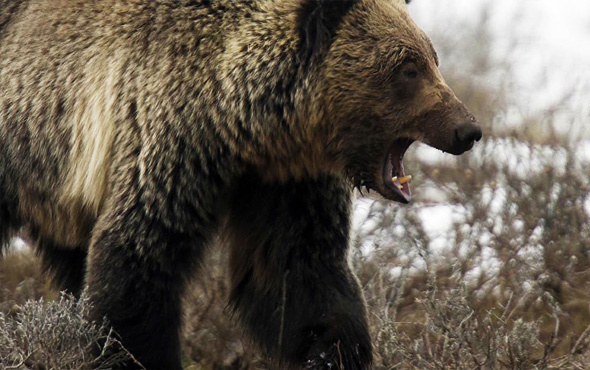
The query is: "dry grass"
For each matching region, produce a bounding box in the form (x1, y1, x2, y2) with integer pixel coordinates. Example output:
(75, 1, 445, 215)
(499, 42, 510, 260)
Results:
(181, 246, 269, 370)
(0, 249, 51, 306)
(0, 292, 136, 370)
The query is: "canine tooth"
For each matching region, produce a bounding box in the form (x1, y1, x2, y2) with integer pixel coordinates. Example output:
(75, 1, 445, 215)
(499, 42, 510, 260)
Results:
(391, 176, 398, 183)
(399, 175, 412, 184)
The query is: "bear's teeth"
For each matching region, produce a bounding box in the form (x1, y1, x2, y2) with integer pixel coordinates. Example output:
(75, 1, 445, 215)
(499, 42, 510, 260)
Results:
(399, 175, 412, 184)
(392, 175, 412, 185)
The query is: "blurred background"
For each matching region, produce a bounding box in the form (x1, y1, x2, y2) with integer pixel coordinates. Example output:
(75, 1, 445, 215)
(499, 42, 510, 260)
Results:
(1, 0, 589, 368)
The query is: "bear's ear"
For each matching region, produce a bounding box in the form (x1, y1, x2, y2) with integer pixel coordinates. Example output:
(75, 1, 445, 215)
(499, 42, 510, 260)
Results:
(296, 0, 359, 65)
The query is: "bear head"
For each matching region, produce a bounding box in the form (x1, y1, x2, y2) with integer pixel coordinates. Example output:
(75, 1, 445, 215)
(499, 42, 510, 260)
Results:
(299, 0, 482, 203)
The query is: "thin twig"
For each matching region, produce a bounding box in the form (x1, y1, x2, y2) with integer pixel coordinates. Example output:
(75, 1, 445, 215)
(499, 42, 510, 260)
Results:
(278, 270, 290, 357)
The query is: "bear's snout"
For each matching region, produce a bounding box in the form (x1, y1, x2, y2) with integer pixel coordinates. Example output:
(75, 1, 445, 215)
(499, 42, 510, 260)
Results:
(453, 122, 483, 154)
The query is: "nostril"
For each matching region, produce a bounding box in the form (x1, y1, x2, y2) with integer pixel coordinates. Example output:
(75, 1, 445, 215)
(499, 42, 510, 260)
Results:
(456, 123, 482, 144)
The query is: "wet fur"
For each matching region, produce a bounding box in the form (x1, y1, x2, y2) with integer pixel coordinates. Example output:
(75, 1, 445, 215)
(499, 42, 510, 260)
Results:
(1, 0, 457, 369)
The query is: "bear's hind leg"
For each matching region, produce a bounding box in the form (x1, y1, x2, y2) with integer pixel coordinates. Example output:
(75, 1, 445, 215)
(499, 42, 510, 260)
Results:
(0, 160, 20, 254)
(33, 239, 88, 296)
(227, 173, 372, 369)
(0, 196, 19, 254)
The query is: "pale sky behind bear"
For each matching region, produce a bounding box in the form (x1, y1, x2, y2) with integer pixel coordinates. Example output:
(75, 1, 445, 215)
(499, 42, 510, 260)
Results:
(410, 0, 590, 128)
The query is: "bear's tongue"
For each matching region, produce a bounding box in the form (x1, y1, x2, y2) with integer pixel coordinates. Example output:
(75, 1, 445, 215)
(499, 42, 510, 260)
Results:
(384, 139, 413, 202)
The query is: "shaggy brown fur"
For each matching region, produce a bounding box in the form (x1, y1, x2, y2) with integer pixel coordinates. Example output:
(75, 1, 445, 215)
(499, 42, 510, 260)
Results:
(0, 0, 480, 368)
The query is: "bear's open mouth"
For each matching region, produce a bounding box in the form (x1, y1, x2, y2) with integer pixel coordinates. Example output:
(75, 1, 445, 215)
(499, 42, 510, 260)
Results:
(383, 138, 414, 203)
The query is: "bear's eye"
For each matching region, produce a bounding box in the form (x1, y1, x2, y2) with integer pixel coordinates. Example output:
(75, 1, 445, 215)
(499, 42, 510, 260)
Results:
(401, 63, 419, 79)
(404, 69, 418, 79)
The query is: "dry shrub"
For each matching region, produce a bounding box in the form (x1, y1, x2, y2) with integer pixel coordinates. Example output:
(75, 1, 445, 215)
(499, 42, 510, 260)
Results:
(365, 265, 590, 369)
(0, 293, 136, 370)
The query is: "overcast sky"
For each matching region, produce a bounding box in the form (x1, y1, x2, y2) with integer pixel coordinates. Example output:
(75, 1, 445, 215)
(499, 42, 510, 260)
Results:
(410, 0, 590, 126)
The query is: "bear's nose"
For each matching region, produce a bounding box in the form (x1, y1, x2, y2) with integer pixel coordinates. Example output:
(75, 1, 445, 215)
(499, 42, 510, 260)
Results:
(454, 123, 482, 153)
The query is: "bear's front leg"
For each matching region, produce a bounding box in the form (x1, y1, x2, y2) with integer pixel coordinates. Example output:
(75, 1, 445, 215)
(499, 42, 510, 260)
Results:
(227, 173, 372, 369)
(86, 191, 217, 369)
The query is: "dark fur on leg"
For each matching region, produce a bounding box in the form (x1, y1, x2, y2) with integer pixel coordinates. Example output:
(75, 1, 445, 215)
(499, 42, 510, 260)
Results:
(227, 172, 372, 369)
(86, 198, 217, 370)
(0, 158, 20, 255)
(0, 199, 19, 255)
(33, 239, 87, 296)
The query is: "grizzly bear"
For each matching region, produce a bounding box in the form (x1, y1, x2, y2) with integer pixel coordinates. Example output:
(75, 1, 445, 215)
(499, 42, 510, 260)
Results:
(0, 0, 481, 369)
